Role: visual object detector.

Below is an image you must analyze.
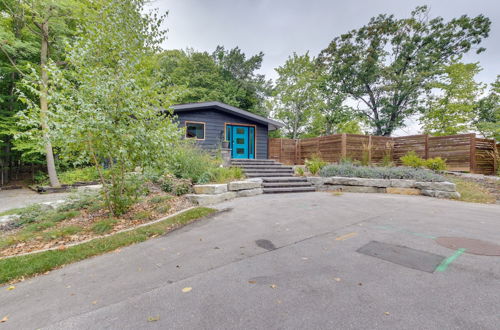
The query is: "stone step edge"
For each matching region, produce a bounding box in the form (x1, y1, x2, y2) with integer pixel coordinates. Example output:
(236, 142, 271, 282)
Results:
(263, 187, 316, 193)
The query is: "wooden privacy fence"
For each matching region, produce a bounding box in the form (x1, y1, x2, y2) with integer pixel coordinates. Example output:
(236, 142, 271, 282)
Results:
(268, 133, 498, 175)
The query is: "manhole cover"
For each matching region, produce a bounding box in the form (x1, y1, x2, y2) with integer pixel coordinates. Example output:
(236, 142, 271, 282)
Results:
(357, 241, 445, 273)
(436, 237, 500, 256)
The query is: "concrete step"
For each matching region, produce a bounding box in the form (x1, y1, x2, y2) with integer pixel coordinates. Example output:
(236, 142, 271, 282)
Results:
(239, 165, 293, 169)
(246, 173, 294, 178)
(244, 169, 294, 174)
(261, 177, 308, 182)
(263, 186, 316, 194)
(231, 160, 277, 165)
(262, 182, 313, 188)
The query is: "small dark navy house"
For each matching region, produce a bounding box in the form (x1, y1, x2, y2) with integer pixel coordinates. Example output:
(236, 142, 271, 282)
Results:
(171, 102, 283, 159)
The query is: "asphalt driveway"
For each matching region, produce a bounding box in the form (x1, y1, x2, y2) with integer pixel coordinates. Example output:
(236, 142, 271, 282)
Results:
(1, 192, 499, 329)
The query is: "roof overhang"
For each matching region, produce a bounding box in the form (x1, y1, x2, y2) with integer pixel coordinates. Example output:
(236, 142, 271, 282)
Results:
(170, 101, 283, 131)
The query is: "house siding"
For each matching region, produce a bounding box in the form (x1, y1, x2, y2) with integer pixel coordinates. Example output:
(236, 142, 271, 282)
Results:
(174, 108, 269, 159)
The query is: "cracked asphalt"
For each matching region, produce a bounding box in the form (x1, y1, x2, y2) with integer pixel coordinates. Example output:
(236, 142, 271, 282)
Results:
(1, 192, 499, 329)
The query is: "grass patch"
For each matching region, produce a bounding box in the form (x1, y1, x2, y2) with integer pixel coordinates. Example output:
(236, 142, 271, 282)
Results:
(0, 207, 216, 284)
(0, 207, 27, 217)
(42, 225, 83, 241)
(149, 195, 173, 204)
(132, 210, 153, 220)
(155, 204, 171, 214)
(91, 219, 118, 234)
(43, 210, 80, 223)
(450, 177, 496, 204)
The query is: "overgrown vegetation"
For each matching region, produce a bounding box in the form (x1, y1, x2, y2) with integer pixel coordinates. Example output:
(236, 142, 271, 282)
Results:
(400, 151, 447, 171)
(450, 177, 496, 204)
(0, 207, 217, 284)
(319, 163, 446, 182)
(35, 167, 102, 185)
(305, 155, 328, 175)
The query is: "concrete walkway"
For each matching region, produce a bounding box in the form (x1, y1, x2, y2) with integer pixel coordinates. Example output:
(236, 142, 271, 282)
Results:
(1, 192, 499, 329)
(0, 189, 71, 213)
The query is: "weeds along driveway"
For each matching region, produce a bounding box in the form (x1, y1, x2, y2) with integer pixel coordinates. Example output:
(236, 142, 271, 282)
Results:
(1, 192, 500, 329)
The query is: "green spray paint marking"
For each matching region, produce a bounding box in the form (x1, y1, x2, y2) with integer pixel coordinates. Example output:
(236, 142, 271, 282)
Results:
(372, 225, 436, 239)
(400, 230, 436, 239)
(435, 248, 466, 272)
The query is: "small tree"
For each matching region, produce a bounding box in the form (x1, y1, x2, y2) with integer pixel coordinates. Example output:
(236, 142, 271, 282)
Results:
(270, 52, 320, 139)
(474, 76, 500, 141)
(20, 0, 181, 215)
(420, 62, 484, 135)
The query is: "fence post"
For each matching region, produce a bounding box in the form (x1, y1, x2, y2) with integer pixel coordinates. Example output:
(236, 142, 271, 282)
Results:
(267, 138, 270, 159)
(492, 140, 498, 175)
(424, 134, 429, 159)
(470, 133, 477, 173)
(294, 139, 299, 165)
(341, 133, 347, 159)
(298, 139, 302, 165)
(279, 138, 283, 164)
(368, 135, 372, 164)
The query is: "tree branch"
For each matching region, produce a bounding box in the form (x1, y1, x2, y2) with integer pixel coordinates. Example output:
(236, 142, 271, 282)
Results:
(0, 43, 27, 77)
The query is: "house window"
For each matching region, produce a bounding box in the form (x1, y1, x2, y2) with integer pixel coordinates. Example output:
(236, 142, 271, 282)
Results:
(186, 122, 205, 139)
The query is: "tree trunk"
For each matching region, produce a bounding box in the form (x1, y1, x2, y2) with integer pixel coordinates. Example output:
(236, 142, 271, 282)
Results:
(40, 21, 60, 187)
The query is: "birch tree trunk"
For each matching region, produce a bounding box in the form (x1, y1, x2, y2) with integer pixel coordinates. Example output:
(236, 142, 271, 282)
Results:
(40, 21, 60, 187)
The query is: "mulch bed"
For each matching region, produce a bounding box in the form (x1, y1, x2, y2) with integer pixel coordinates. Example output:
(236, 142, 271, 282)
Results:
(0, 192, 193, 258)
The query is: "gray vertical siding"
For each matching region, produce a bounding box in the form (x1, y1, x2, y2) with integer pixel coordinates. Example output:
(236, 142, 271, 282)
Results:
(174, 108, 269, 159)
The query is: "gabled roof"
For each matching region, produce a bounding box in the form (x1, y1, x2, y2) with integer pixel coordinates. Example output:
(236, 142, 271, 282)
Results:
(170, 101, 283, 130)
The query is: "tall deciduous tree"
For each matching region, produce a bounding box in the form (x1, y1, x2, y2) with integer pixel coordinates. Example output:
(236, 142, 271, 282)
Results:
(474, 76, 500, 141)
(318, 6, 490, 136)
(420, 62, 484, 135)
(270, 52, 319, 139)
(19, 0, 181, 214)
(1, 0, 84, 187)
(157, 47, 271, 116)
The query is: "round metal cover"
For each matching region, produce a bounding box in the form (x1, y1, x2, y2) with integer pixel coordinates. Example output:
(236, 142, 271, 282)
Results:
(436, 237, 500, 256)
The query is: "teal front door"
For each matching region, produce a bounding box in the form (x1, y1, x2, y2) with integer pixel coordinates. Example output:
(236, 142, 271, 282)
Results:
(226, 125, 255, 159)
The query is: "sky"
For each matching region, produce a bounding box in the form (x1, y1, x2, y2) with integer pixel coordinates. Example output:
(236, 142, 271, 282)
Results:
(150, 0, 499, 134)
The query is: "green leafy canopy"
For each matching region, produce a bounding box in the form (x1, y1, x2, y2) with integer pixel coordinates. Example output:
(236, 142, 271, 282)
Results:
(318, 5, 491, 136)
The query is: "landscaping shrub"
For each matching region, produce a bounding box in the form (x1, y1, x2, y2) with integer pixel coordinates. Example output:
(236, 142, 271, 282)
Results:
(400, 151, 447, 171)
(319, 163, 446, 182)
(198, 167, 245, 184)
(106, 172, 149, 216)
(34, 171, 49, 185)
(295, 167, 305, 176)
(400, 151, 426, 168)
(149, 195, 173, 204)
(157, 174, 193, 196)
(58, 167, 101, 184)
(305, 155, 328, 175)
(34, 167, 103, 185)
(424, 157, 447, 171)
(167, 144, 220, 183)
